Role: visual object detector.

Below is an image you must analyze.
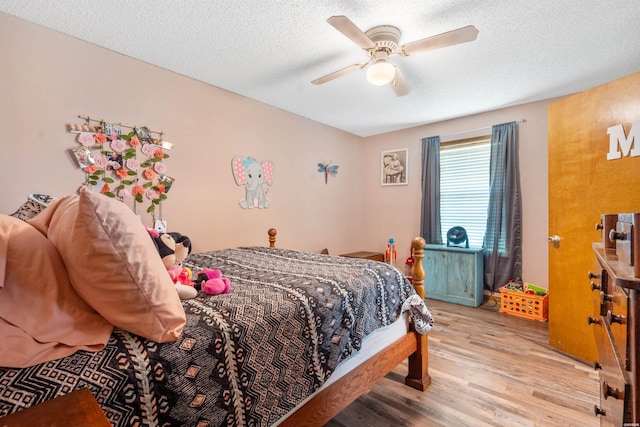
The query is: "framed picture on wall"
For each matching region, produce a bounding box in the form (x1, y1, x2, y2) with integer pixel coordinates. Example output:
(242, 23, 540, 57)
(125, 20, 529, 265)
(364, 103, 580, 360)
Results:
(71, 146, 96, 169)
(381, 148, 408, 186)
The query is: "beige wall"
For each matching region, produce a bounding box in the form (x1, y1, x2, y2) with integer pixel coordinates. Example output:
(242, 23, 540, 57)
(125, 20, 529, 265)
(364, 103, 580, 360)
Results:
(363, 101, 553, 288)
(0, 12, 552, 288)
(0, 13, 366, 254)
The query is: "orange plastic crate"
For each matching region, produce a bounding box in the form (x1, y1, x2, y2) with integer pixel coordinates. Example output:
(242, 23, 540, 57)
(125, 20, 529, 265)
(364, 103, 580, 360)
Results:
(499, 285, 548, 322)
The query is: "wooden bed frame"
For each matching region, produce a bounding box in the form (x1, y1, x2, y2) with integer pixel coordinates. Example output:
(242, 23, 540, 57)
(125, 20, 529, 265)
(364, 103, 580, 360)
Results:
(267, 229, 430, 426)
(0, 228, 429, 426)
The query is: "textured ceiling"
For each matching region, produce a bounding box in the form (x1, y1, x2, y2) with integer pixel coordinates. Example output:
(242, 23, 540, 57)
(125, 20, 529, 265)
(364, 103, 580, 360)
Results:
(1, 0, 640, 137)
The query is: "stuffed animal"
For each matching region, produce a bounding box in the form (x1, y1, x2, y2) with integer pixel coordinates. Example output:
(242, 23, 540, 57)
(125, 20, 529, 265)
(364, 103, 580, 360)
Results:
(148, 228, 198, 300)
(193, 268, 231, 295)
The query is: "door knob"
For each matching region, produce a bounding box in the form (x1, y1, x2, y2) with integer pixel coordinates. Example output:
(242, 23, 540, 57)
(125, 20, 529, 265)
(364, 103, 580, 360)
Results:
(548, 235, 561, 245)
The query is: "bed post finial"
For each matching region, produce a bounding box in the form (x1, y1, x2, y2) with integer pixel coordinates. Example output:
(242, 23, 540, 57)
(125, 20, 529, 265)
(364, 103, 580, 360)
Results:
(410, 237, 426, 299)
(268, 228, 277, 248)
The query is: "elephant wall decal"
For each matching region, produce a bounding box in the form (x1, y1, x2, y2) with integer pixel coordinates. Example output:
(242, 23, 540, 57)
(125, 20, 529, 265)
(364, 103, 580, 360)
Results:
(231, 156, 274, 209)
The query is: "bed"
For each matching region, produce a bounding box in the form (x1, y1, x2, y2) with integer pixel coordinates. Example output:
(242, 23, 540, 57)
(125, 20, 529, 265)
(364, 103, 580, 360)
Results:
(0, 190, 432, 426)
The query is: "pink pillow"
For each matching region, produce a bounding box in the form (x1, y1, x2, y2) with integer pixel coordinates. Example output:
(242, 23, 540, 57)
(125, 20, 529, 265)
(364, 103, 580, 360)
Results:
(0, 214, 113, 368)
(28, 189, 185, 342)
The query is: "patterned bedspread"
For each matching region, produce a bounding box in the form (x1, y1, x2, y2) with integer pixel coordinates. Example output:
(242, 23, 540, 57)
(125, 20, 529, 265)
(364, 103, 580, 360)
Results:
(0, 247, 430, 426)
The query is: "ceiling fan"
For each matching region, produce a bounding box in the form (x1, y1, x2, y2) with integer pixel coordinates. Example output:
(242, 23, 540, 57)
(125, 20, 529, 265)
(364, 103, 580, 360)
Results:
(311, 15, 479, 96)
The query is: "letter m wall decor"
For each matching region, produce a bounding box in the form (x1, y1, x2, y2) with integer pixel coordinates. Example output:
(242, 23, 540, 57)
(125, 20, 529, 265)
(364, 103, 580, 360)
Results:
(607, 120, 640, 160)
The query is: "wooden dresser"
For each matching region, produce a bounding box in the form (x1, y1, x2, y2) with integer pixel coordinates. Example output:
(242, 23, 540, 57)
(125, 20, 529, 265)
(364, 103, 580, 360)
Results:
(590, 213, 640, 426)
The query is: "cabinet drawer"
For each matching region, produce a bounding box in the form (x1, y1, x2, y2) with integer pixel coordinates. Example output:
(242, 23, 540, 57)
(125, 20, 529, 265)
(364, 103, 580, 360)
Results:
(608, 284, 628, 366)
(598, 371, 630, 427)
(593, 320, 629, 426)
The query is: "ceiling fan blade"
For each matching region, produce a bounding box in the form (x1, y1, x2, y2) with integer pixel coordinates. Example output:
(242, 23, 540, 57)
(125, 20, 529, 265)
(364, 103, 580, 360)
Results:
(327, 15, 376, 50)
(311, 63, 366, 85)
(401, 25, 479, 56)
(390, 66, 411, 96)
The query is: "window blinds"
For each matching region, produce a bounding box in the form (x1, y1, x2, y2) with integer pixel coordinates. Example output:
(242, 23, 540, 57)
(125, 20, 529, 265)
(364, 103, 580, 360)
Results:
(439, 140, 490, 248)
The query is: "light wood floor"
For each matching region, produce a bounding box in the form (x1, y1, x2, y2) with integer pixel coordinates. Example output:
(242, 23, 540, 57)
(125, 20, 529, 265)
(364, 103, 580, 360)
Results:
(326, 298, 600, 427)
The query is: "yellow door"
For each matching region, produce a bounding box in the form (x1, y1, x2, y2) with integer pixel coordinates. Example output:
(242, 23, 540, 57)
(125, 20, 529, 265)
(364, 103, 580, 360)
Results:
(547, 72, 640, 362)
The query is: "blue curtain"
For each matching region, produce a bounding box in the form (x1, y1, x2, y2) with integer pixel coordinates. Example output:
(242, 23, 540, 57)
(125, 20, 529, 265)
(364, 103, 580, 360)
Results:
(483, 122, 522, 291)
(420, 136, 442, 244)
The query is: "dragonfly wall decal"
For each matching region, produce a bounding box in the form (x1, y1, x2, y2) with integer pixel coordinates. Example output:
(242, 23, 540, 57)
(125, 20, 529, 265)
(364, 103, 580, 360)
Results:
(317, 162, 339, 184)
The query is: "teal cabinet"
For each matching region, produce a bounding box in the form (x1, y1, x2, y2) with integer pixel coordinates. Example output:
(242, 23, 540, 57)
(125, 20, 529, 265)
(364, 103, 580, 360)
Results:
(423, 244, 484, 307)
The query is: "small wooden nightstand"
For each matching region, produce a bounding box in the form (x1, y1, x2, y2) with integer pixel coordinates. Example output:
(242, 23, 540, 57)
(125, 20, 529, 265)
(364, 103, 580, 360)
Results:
(0, 388, 111, 427)
(339, 251, 385, 262)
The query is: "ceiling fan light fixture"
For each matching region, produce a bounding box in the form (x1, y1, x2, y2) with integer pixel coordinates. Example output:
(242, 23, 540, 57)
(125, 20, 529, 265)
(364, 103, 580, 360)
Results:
(314, 16, 478, 96)
(366, 61, 395, 86)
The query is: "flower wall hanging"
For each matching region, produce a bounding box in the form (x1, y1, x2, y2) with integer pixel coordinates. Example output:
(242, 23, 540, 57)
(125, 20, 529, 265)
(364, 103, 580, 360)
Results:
(68, 118, 175, 220)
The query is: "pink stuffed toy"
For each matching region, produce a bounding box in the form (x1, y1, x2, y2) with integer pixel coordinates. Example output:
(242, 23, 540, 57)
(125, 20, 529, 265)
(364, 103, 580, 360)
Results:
(147, 228, 197, 300)
(194, 268, 231, 295)
(167, 266, 192, 286)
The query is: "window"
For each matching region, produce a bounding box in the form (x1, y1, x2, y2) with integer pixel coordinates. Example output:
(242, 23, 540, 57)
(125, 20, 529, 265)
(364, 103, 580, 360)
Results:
(439, 137, 491, 248)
